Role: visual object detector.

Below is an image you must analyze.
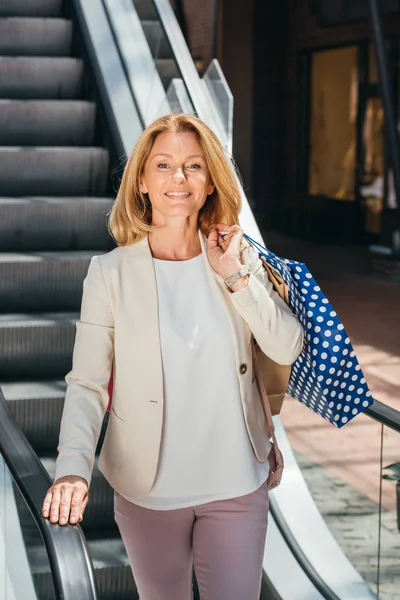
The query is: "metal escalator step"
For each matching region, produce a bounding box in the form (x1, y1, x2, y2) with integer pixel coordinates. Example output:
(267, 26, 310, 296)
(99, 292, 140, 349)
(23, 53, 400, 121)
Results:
(0, 0, 62, 18)
(0, 250, 99, 311)
(89, 538, 137, 600)
(0, 100, 96, 146)
(141, 20, 172, 59)
(42, 456, 118, 534)
(0, 197, 113, 251)
(0, 312, 77, 379)
(155, 58, 180, 90)
(0, 147, 109, 196)
(2, 380, 66, 450)
(29, 538, 136, 600)
(0, 18, 72, 56)
(2, 379, 109, 453)
(133, 0, 158, 21)
(0, 57, 84, 100)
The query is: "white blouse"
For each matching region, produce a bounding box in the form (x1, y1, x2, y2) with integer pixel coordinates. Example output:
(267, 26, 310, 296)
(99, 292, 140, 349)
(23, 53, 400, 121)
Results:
(128, 252, 270, 510)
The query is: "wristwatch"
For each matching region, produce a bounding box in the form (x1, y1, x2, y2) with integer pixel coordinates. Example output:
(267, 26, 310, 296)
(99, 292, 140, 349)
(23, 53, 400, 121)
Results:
(224, 266, 250, 289)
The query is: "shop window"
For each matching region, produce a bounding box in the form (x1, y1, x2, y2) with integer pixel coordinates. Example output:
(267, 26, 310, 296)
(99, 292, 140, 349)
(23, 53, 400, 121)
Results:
(308, 46, 358, 200)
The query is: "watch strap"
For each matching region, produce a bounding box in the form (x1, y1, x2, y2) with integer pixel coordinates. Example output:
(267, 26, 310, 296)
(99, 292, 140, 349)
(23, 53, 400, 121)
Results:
(224, 266, 250, 289)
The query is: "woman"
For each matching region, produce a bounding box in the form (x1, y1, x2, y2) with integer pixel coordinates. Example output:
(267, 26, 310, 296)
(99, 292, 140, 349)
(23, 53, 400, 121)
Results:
(42, 113, 303, 600)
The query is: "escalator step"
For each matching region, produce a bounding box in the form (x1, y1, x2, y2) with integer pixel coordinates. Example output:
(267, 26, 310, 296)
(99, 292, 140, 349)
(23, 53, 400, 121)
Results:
(133, 0, 158, 21)
(0, 147, 109, 196)
(27, 538, 136, 600)
(0, 0, 63, 18)
(2, 380, 110, 455)
(0, 251, 98, 311)
(0, 312, 77, 379)
(0, 18, 72, 56)
(89, 538, 137, 600)
(2, 380, 66, 450)
(0, 100, 97, 146)
(0, 197, 113, 251)
(155, 58, 180, 90)
(141, 20, 172, 59)
(0, 57, 84, 100)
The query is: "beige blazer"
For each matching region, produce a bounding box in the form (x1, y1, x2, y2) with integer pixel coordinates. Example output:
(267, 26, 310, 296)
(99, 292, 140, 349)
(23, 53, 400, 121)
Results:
(54, 233, 303, 498)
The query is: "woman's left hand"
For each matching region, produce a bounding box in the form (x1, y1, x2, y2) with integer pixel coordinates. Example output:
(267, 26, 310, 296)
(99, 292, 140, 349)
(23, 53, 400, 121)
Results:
(206, 225, 248, 289)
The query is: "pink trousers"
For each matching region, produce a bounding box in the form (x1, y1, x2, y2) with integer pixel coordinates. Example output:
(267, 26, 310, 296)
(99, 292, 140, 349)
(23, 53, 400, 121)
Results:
(114, 481, 269, 600)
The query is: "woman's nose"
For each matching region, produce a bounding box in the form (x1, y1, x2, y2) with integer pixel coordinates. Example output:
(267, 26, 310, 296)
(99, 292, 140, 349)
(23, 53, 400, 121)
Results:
(172, 167, 186, 182)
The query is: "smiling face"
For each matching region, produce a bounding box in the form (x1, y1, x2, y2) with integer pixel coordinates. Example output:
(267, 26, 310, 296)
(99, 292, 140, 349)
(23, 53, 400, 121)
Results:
(139, 130, 215, 225)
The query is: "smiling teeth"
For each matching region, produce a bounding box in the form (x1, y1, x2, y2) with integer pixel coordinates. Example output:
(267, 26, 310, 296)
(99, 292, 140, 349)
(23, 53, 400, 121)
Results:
(166, 192, 190, 196)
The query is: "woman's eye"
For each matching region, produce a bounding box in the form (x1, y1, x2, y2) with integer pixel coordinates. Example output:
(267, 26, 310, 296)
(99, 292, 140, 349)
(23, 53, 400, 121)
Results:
(157, 163, 169, 169)
(187, 163, 201, 170)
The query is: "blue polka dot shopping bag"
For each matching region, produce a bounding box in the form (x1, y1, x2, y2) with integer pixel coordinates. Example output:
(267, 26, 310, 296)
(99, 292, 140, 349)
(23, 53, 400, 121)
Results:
(244, 234, 374, 428)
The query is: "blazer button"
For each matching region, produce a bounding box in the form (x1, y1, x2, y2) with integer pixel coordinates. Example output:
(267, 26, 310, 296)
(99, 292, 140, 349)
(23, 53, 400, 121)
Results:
(239, 363, 247, 375)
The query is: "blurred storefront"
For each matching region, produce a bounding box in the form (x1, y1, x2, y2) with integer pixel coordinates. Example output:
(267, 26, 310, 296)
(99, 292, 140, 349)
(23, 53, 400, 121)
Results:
(173, 0, 400, 247)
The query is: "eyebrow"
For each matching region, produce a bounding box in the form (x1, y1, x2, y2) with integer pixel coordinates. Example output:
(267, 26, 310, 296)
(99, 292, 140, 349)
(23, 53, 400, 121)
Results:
(152, 153, 205, 160)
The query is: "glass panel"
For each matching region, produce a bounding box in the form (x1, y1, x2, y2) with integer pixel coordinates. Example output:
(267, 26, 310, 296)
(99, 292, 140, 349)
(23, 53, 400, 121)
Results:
(369, 44, 379, 84)
(203, 59, 233, 152)
(380, 424, 400, 600)
(309, 46, 358, 201)
(0, 454, 54, 600)
(359, 97, 385, 235)
(280, 271, 400, 597)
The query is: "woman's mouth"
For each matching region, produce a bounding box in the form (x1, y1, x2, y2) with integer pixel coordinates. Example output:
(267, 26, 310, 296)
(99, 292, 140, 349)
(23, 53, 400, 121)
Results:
(165, 191, 191, 198)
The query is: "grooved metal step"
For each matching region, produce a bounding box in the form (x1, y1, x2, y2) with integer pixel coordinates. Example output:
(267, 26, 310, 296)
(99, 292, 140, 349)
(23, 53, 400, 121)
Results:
(0, 312, 77, 379)
(2, 379, 66, 449)
(0, 197, 113, 252)
(0, 147, 109, 196)
(155, 58, 180, 90)
(141, 20, 172, 59)
(0, 0, 62, 18)
(31, 538, 136, 600)
(3, 379, 110, 453)
(0, 18, 72, 56)
(0, 57, 84, 99)
(0, 100, 96, 146)
(133, 0, 158, 21)
(0, 251, 98, 311)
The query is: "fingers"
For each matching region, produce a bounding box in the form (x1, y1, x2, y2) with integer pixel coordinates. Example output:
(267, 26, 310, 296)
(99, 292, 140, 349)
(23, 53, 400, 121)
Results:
(42, 477, 88, 526)
(42, 489, 53, 519)
(79, 495, 89, 522)
(69, 489, 86, 525)
(214, 224, 243, 253)
(227, 226, 244, 254)
(59, 486, 73, 526)
(49, 486, 61, 524)
(207, 228, 219, 249)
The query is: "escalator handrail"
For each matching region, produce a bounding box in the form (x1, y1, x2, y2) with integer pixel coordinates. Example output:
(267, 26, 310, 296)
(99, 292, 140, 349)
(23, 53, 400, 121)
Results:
(0, 387, 98, 600)
(365, 397, 400, 433)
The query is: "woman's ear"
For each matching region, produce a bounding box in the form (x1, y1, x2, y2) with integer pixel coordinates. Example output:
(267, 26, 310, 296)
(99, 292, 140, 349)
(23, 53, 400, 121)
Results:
(139, 177, 148, 195)
(207, 181, 215, 195)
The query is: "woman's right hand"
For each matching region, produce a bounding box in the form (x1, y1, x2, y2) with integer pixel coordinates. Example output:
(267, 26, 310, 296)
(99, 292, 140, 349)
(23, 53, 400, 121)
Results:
(42, 475, 89, 526)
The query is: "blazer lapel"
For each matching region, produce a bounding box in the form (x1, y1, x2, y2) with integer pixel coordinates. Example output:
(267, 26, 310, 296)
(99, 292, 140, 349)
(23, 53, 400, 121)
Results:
(119, 237, 164, 402)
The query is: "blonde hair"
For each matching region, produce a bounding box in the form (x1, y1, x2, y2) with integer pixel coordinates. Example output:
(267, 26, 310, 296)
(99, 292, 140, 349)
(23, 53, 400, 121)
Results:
(108, 113, 242, 246)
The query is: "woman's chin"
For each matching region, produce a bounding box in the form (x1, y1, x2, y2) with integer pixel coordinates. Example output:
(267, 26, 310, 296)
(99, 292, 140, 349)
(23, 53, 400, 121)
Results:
(156, 206, 200, 219)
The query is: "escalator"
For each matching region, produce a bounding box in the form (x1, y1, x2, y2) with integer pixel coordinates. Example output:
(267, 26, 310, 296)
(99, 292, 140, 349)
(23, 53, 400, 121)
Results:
(0, 1, 399, 599)
(0, 0, 134, 597)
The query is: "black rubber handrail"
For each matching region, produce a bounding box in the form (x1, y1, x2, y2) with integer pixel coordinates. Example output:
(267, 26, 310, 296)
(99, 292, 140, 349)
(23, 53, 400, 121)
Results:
(365, 397, 400, 433)
(0, 387, 98, 600)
